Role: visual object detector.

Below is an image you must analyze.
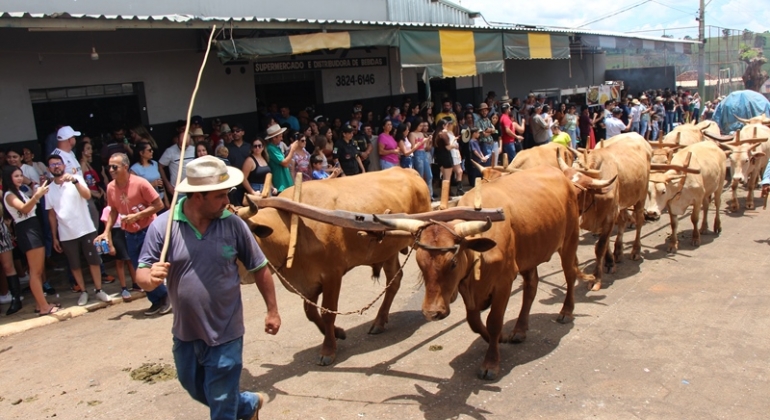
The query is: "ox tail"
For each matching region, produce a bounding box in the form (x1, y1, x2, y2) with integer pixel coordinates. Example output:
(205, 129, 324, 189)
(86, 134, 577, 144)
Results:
(371, 264, 383, 282)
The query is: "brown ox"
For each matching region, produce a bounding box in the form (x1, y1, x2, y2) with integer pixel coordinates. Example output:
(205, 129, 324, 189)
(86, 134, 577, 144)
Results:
(704, 128, 769, 211)
(474, 143, 575, 182)
(571, 132, 652, 290)
(376, 165, 614, 380)
(645, 142, 727, 252)
(237, 167, 431, 365)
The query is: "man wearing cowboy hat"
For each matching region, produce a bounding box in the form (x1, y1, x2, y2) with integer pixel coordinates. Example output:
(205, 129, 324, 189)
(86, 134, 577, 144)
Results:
(137, 156, 280, 420)
(476, 103, 496, 166)
(265, 123, 300, 193)
(629, 98, 642, 135)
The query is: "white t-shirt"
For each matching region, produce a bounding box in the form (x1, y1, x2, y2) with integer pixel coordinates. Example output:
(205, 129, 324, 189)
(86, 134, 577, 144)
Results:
(159, 145, 195, 186)
(605, 117, 627, 138)
(630, 105, 641, 123)
(45, 175, 95, 241)
(51, 148, 82, 176)
(4, 191, 36, 224)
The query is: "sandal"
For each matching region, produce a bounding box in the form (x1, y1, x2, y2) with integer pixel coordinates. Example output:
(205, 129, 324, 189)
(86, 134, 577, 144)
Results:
(102, 275, 116, 284)
(38, 303, 62, 317)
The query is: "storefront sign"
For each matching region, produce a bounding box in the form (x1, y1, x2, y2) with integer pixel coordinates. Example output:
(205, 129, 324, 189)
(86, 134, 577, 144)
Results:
(321, 65, 391, 103)
(255, 57, 388, 73)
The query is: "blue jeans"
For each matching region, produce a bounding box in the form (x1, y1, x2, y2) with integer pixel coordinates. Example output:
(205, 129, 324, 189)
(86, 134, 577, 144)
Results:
(380, 159, 397, 170)
(399, 155, 413, 169)
(412, 150, 433, 197)
(631, 122, 640, 135)
(566, 129, 577, 148)
(640, 120, 649, 138)
(503, 143, 517, 164)
(651, 121, 660, 141)
(173, 337, 259, 420)
(126, 228, 167, 304)
(479, 142, 494, 166)
(665, 111, 675, 134)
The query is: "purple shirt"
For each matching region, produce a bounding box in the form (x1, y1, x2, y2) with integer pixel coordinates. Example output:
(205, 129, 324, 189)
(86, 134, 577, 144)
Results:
(138, 197, 267, 346)
(378, 133, 399, 165)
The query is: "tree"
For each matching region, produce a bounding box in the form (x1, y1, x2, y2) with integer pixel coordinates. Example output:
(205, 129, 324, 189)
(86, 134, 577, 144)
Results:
(739, 43, 769, 92)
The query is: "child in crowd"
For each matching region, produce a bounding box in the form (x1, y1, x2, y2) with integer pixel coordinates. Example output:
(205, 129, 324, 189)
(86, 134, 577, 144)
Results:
(310, 155, 341, 180)
(100, 205, 136, 301)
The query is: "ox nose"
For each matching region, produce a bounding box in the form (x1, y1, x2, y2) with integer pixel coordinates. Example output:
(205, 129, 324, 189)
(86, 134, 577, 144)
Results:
(423, 307, 448, 321)
(733, 174, 745, 183)
(645, 211, 660, 221)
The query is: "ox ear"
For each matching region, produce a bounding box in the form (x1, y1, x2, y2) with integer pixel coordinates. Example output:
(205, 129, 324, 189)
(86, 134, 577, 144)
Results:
(251, 224, 274, 238)
(465, 237, 496, 252)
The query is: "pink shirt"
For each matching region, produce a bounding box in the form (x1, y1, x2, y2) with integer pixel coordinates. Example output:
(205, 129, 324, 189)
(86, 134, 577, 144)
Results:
(378, 133, 399, 165)
(105, 175, 159, 233)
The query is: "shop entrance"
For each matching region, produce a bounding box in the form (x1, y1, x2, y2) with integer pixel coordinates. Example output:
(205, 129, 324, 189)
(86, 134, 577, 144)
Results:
(255, 71, 319, 130)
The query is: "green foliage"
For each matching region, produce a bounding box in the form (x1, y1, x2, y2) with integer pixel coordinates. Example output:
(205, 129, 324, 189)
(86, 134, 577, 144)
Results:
(739, 43, 761, 62)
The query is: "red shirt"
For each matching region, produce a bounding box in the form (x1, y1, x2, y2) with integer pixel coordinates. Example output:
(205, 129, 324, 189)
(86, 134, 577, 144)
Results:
(106, 175, 159, 233)
(500, 113, 515, 145)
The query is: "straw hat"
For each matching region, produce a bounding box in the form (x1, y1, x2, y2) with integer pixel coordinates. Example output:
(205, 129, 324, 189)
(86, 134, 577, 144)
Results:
(265, 124, 287, 140)
(175, 156, 244, 193)
(631, 99, 640, 105)
(190, 128, 205, 137)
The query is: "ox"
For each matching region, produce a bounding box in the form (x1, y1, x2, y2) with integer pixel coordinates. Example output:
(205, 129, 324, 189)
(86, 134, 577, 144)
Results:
(704, 128, 769, 211)
(474, 143, 574, 182)
(238, 167, 431, 365)
(571, 132, 652, 290)
(650, 121, 720, 164)
(375, 165, 615, 380)
(645, 142, 727, 252)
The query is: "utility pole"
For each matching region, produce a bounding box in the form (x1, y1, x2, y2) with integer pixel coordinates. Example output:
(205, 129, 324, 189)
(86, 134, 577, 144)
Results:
(697, 0, 706, 100)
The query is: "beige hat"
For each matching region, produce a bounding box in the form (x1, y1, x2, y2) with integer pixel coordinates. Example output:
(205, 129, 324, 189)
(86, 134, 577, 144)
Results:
(640, 95, 648, 100)
(478, 103, 489, 110)
(265, 124, 287, 140)
(219, 123, 231, 134)
(190, 128, 205, 137)
(655, 96, 663, 102)
(631, 99, 640, 105)
(175, 156, 244, 193)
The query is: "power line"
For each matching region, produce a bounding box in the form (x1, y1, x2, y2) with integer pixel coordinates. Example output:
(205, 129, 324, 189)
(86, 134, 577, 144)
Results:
(576, 0, 652, 28)
(649, 0, 695, 15)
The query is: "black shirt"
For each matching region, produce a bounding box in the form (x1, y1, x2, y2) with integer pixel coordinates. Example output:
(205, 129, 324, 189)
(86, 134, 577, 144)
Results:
(333, 139, 361, 176)
(352, 134, 371, 167)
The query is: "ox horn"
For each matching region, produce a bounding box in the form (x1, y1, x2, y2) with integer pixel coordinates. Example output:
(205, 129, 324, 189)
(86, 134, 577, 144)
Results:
(372, 215, 426, 234)
(589, 174, 617, 190)
(703, 131, 735, 143)
(650, 152, 701, 175)
(471, 160, 487, 173)
(734, 115, 751, 124)
(453, 218, 493, 238)
(557, 148, 570, 171)
(244, 194, 259, 216)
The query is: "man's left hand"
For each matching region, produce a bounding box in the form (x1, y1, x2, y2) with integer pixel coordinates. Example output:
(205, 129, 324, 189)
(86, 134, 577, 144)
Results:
(265, 311, 281, 335)
(123, 213, 140, 225)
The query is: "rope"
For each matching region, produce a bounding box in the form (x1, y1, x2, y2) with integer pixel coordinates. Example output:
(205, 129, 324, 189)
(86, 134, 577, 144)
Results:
(159, 25, 216, 263)
(267, 245, 416, 316)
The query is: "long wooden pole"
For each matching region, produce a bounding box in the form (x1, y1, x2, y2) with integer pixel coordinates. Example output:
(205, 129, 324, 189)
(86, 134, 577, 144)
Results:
(159, 25, 217, 263)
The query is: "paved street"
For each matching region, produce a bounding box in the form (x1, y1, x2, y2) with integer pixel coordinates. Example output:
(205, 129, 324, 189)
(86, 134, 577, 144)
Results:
(0, 189, 768, 420)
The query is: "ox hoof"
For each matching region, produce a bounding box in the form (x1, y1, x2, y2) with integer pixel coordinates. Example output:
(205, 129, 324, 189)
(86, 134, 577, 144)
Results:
(603, 264, 616, 274)
(729, 204, 739, 212)
(477, 366, 500, 381)
(577, 271, 595, 282)
(631, 251, 641, 261)
(368, 324, 386, 335)
(714, 225, 722, 235)
(746, 201, 756, 210)
(317, 354, 336, 366)
(691, 237, 701, 247)
(556, 313, 574, 324)
(505, 331, 527, 343)
(588, 281, 602, 292)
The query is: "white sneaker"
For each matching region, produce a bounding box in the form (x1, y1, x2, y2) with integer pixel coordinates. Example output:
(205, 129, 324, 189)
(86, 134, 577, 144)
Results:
(19, 274, 30, 286)
(121, 289, 131, 301)
(77, 292, 89, 306)
(95, 290, 110, 302)
(0, 291, 11, 304)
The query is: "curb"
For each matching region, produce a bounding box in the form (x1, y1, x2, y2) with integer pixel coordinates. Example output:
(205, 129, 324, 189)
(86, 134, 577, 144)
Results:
(0, 290, 146, 339)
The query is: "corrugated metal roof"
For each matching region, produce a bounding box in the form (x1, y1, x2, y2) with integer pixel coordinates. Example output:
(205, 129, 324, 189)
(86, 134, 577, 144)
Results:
(0, 12, 700, 44)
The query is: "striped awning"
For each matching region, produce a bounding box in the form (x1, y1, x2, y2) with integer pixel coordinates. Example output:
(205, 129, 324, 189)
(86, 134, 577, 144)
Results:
(504, 33, 570, 60)
(216, 29, 398, 62)
(399, 30, 505, 78)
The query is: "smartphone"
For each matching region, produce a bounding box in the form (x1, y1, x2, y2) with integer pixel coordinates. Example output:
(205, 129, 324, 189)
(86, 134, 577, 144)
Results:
(334, 161, 340, 168)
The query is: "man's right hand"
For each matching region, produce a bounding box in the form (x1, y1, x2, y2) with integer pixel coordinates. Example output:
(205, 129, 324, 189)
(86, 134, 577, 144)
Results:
(53, 238, 62, 253)
(762, 185, 769, 196)
(149, 262, 170, 288)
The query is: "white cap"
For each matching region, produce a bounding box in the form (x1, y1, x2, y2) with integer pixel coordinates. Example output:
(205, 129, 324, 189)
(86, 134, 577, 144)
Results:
(56, 126, 81, 141)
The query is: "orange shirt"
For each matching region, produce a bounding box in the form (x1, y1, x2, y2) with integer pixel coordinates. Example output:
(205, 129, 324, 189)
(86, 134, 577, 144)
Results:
(106, 175, 159, 233)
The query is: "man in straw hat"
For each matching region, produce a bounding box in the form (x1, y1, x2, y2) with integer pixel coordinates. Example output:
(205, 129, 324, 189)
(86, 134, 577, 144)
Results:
(136, 156, 280, 420)
(265, 123, 301, 193)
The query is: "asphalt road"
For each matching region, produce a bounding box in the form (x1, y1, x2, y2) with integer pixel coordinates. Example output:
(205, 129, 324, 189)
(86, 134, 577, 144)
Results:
(0, 189, 767, 420)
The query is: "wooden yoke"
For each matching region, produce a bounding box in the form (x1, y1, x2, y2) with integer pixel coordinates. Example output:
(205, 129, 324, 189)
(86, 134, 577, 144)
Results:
(285, 173, 303, 269)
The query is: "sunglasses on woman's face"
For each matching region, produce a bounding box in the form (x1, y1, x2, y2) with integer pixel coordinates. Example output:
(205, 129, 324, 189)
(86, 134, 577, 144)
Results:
(253, 144, 263, 149)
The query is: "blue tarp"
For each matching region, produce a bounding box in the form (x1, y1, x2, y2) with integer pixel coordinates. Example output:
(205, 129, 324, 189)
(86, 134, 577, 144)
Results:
(713, 90, 770, 134)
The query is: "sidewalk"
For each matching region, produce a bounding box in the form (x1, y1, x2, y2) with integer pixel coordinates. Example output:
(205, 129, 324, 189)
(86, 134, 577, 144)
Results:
(0, 256, 148, 338)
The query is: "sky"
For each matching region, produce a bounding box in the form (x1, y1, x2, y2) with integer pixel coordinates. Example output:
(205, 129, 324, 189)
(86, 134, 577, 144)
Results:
(457, 0, 769, 40)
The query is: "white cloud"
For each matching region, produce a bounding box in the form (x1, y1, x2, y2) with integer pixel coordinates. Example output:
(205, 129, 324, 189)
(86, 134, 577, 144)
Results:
(456, 0, 767, 39)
